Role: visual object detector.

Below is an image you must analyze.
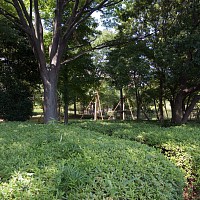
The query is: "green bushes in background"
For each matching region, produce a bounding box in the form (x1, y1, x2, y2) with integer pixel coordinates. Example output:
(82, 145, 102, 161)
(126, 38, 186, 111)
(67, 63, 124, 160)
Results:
(0, 122, 184, 199)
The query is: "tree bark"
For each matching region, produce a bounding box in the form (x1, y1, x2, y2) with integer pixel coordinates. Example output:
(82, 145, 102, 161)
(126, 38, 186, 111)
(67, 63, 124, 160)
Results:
(135, 89, 141, 120)
(182, 95, 200, 123)
(120, 88, 125, 120)
(159, 76, 164, 122)
(42, 67, 59, 123)
(74, 99, 77, 116)
(153, 99, 160, 120)
(94, 93, 98, 121)
(171, 92, 183, 124)
(64, 102, 69, 125)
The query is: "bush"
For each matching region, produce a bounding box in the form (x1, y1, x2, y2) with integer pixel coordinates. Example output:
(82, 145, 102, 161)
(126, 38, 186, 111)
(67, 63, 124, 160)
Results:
(0, 82, 33, 121)
(0, 122, 185, 199)
(76, 121, 200, 193)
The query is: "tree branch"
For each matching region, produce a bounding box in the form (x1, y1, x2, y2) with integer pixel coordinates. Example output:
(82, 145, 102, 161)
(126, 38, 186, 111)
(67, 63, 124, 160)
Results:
(18, 0, 32, 26)
(12, 0, 30, 34)
(33, 0, 44, 51)
(50, 0, 65, 60)
(63, 0, 122, 43)
(61, 33, 151, 65)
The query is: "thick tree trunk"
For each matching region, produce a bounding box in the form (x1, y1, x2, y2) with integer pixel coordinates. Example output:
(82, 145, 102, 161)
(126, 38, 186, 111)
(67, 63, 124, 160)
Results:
(171, 93, 183, 124)
(42, 68, 59, 123)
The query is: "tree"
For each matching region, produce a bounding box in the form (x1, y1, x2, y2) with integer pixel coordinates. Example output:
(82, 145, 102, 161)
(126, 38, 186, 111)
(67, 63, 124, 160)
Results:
(59, 53, 97, 124)
(114, 0, 200, 124)
(0, 0, 122, 123)
(105, 40, 151, 120)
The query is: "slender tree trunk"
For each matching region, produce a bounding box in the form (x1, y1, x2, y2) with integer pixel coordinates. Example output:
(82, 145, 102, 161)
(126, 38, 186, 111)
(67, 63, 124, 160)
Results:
(135, 89, 141, 120)
(164, 100, 169, 119)
(158, 70, 164, 122)
(94, 93, 98, 121)
(159, 86, 164, 122)
(141, 106, 150, 121)
(153, 99, 160, 120)
(120, 88, 125, 120)
(64, 102, 69, 125)
(74, 99, 77, 116)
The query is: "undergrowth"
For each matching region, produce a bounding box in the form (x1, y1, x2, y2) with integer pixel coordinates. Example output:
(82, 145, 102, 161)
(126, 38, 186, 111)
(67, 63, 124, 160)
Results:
(0, 122, 184, 199)
(76, 120, 200, 198)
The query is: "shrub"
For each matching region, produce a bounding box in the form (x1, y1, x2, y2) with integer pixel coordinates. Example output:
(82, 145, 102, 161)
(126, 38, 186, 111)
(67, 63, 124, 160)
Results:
(76, 121, 200, 193)
(0, 82, 33, 121)
(0, 122, 185, 199)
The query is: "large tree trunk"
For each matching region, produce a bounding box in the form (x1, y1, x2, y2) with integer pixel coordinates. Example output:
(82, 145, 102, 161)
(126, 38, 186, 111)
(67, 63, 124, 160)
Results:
(171, 92, 183, 124)
(42, 67, 59, 123)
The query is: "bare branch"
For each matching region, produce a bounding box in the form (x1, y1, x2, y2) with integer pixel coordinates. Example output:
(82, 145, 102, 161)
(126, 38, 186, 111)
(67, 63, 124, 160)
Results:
(61, 51, 89, 65)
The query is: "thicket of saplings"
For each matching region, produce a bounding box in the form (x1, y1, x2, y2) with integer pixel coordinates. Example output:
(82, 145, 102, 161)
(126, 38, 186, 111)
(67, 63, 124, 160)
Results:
(0, 122, 186, 200)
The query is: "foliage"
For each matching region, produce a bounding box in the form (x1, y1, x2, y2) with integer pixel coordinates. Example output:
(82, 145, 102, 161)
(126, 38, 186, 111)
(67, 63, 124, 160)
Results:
(0, 19, 40, 86)
(109, 0, 200, 123)
(0, 18, 39, 121)
(0, 122, 184, 199)
(76, 121, 200, 192)
(0, 81, 33, 121)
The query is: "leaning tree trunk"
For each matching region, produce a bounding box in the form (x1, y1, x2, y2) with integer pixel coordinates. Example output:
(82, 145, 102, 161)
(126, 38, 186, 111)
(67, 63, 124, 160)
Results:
(182, 95, 200, 123)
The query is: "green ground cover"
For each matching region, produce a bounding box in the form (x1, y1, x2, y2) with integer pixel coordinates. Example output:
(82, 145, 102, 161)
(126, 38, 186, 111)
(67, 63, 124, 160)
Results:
(76, 121, 200, 196)
(0, 122, 184, 199)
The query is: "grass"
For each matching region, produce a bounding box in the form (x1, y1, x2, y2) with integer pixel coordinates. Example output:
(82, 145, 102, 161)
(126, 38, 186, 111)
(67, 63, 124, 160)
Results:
(0, 121, 185, 199)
